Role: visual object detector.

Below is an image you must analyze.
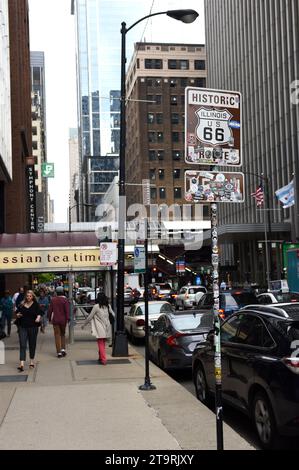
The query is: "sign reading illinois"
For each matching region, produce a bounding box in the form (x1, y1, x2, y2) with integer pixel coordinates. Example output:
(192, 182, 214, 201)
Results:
(185, 88, 242, 167)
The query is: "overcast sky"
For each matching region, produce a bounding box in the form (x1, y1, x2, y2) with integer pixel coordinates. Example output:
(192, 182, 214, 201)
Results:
(28, 0, 205, 222)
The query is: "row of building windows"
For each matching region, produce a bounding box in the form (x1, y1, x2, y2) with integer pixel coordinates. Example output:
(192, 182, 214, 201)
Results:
(146, 95, 186, 106)
(149, 169, 182, 180)
(144, 77, 206, 89)
(144, 59, 206, 70)
(150, 187, 182, 199)
(148, 112, 185, 125)
(148, 131, 185, 143)
(148, 150, 183, 161)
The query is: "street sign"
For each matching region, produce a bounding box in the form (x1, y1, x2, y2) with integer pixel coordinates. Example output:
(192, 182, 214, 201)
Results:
(185, 87, 242, 167)
(100, 242, 117, 266)
(41, 163, 55, 178)
(185, 170, 245, 203)
(134, 245, 146, 273)
(176, 259, 185, 275)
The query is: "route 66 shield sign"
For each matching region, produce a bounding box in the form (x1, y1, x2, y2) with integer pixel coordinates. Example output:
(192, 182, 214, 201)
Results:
(196, 108, 233, 146)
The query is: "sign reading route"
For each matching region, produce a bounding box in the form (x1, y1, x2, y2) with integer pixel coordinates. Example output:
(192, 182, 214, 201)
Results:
(185, 87, 242, 167)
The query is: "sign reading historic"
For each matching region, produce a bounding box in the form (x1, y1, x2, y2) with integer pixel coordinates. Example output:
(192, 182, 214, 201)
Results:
(185, 88, 242, 167)
(185, 170, 245, 204)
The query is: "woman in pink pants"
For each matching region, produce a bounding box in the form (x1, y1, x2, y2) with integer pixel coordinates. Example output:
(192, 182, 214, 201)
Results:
(81, 293, 113, 364)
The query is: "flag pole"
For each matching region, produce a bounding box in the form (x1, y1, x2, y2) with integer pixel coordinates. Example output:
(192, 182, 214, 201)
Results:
(262, 174, 273, 289)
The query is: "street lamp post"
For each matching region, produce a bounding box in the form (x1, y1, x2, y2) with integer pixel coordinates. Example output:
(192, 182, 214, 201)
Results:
(68, 203, 95, 232)
(113, 9, 199, 357)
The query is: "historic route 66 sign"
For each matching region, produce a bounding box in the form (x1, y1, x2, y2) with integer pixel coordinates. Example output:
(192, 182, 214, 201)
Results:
(185, 87, 242, 167)
(196, 108, 233, 146)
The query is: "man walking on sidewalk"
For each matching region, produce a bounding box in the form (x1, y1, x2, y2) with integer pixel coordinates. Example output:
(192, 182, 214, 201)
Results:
(48, 286, 70, 358)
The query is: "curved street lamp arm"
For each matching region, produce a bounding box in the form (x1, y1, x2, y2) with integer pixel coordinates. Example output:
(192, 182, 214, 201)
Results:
(125, 11, 167, 34)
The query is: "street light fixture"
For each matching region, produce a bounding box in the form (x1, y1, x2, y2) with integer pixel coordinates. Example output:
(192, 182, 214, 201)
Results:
(68, 203, 95, 232)
(113, 9, 199, 357)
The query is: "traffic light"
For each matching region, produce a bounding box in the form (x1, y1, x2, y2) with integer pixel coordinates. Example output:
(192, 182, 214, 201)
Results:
(152, 266, 157, 274)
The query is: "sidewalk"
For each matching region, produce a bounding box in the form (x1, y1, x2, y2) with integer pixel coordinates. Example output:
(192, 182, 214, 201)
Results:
(0, 323, 253, 450)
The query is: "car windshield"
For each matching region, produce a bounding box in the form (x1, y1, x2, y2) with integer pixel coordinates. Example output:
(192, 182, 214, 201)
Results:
(139, 303, 172, 315)
(274, 293, 299, 303)
(157, 284, 171, 290)
(189, 287, 205, 294)
(231, 292, 257, 306)
(172, 314, 203, 331)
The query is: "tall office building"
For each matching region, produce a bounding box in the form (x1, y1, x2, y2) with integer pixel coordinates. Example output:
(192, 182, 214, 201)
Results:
(69, 128, 80, 223)
(31, 51, 48, 230)
(205, 0, 299, 285)
(72, 0, 147, 220)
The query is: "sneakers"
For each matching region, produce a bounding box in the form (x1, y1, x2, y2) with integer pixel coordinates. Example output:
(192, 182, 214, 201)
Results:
(57, 353, 63, 358)
(61, 349, 67, 357)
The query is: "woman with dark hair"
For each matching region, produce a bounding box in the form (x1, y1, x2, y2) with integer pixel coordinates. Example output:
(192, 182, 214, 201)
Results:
(81, 293, 114, 365)
(15, 290, 42, 372)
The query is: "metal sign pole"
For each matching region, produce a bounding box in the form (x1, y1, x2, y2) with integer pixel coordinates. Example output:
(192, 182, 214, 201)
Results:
(68, 271, 74, 344)
(211, 203, 224, 450)
(139, 218, 156, 391)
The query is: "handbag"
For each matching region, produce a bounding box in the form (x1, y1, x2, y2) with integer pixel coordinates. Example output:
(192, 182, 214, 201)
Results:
(13, 317, 21, 327)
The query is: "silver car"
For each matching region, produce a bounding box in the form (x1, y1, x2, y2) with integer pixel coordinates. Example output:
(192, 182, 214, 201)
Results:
(124, 301, 173, 341)
(176, 285, 207, 309)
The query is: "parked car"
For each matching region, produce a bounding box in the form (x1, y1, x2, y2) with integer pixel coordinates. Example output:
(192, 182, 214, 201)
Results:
(196, 290, 258, 319)
(257, 291, 299, 304)
(124, 301, 173, 340)
(149, 311, 210, 370)
(192, 303, 299, 448)
(176, 285, 207, 310)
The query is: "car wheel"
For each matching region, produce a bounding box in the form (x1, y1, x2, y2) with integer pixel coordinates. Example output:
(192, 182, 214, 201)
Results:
(252, 392, 277, 449)
(194, 364, 210, 405)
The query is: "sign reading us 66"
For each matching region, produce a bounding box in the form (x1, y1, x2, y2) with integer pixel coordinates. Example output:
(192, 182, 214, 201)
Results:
(185, 87, 242, 167)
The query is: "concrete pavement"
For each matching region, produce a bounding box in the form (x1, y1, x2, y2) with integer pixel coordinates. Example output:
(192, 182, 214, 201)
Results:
(0, 322, 254, 450)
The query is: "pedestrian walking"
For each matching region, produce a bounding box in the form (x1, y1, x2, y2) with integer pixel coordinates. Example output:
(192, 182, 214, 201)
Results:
(38, 287, 50, 333)
(81, 292, 113, 365)
(15, 290, 42, 372)
(12, 287, 23, 312)
(0, 290, 13, 337)
(48, 286, 69, 358)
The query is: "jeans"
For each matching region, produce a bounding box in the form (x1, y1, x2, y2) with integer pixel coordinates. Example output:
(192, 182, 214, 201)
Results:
(53, 324, 66, 353)
(18, 326, 39, 361)
(1, 314, 12, 336)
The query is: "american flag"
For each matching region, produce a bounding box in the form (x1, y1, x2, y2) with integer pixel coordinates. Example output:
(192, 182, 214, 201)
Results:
(251, 184, 264, 207)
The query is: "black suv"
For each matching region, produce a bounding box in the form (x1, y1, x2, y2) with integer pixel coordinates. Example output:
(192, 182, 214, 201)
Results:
(192, 303, 299, 448)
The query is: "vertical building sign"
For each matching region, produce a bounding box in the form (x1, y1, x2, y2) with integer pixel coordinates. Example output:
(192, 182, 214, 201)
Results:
(27, 164, 36, 232)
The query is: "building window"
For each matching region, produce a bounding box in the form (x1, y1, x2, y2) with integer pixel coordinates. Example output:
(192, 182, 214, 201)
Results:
(172, 132, 180, 143)
(159, 188, 166, 199)
(147, 94, 153, 102)
(149, 150, 156, 161)
(173, 169, 181, 179)
(170, 78, 177, 87)
(174, 187, 182, 199)
(149, 169, 156, 180)
(180, 78, 188, 87)
(155, 95, 162, 105)
(171, 113, 180, 124)
(150, 187, 157, 199)
(32, 141, 38, 151)
(194, 60, 206, 70)
(157, 132, 164, 143)
(32, 127, 37, 136)
(158, 169, 165, 180)
(145, 58, 162, 69)
(147, 113, 155, 124)
(172, 150, 181, 160)
(179, 60, 189, 70)
(170, 96, 178, 105)
(154, 79, 161, 87)
(156, 113, 163, 124)
(194, 78, 206, 88)
(157, 150, 164, 160)
(148, 132, 156, 143)
(168, 59, 177, 69)
(147, 78, 153, 87)
(181, 95, 185, 105)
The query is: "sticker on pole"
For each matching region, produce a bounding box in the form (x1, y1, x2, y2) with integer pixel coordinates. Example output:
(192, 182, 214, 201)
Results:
(100, 242, 117, 266)
(134, 245, 146, 273)
(185, 171, 245, 203)
(185, 87, 242, 167)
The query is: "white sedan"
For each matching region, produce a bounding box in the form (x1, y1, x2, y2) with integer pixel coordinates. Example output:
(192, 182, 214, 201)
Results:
(124, 301, 173, 340)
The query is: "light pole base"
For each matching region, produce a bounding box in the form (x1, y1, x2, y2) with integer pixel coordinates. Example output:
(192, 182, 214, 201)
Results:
(139, 381, 156, 391)
(112, 331, 128, 357)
